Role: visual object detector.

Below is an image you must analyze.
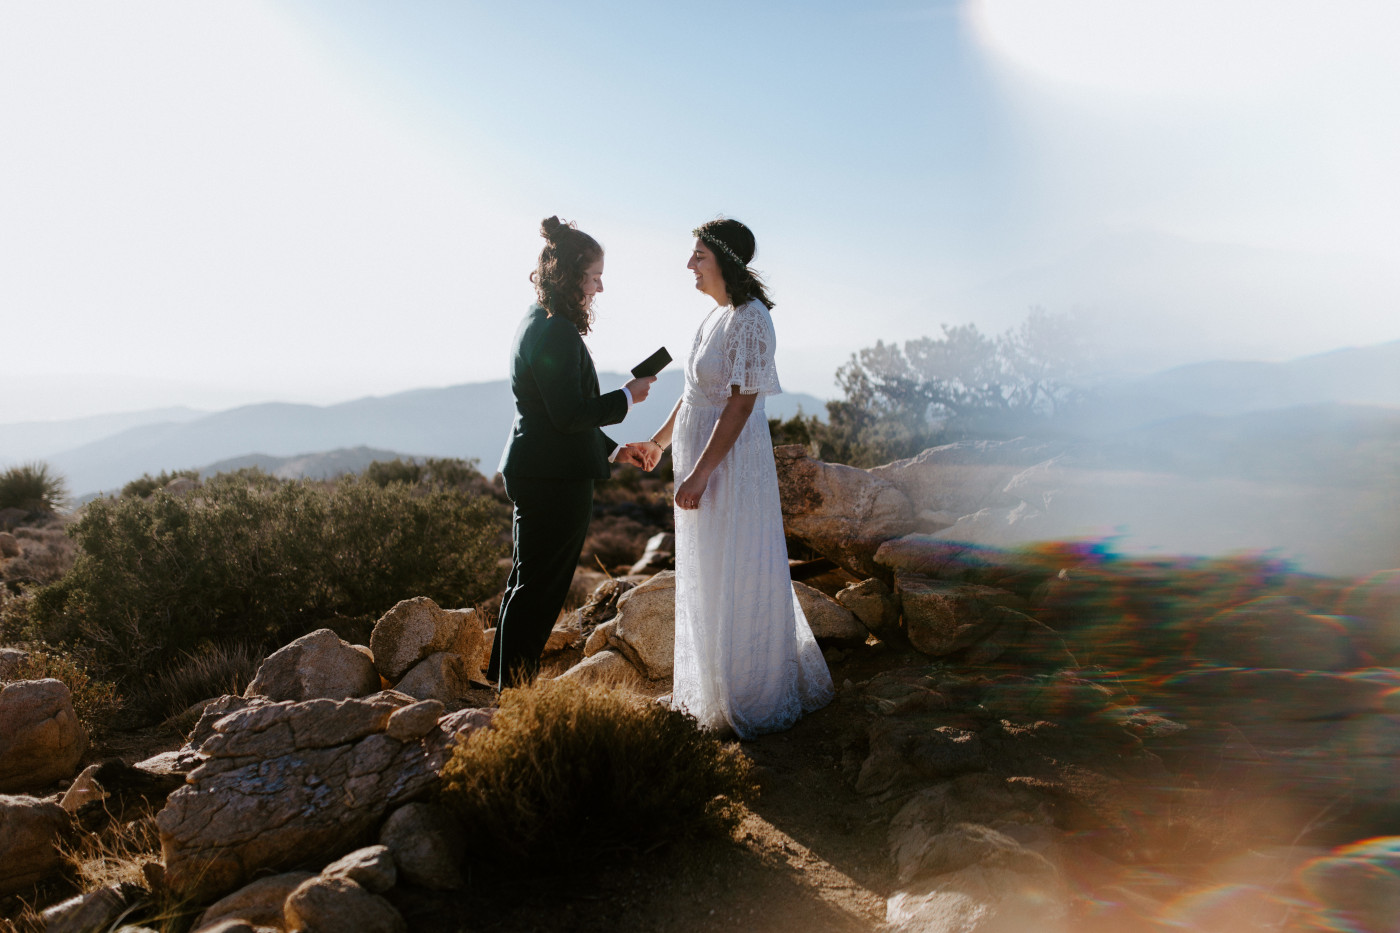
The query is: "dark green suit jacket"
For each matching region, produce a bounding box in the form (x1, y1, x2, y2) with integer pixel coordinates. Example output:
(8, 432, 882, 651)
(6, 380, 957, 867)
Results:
(497, 305, 628, 479)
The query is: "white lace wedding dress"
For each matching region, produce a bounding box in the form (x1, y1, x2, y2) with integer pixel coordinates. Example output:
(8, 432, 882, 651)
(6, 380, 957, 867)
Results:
(671, 299, 834, 738)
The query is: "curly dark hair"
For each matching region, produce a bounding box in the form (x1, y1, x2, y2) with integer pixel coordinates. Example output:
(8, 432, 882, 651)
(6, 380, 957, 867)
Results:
(693, 218, 775, 310)
(531, 216, 603, 334)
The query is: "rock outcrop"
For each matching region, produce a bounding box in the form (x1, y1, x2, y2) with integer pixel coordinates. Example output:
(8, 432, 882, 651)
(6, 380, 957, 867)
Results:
(194, 871, 315, 932)
(868, 440, 1052, 525)
(321, 844, 397, 893)
(283, 875, 406, 933)
(393, 651, 473, 702)
(872, 536, 1005, 587)
(0, 794, 71, 895)
(58, 757, 187, 819)
(244, 628, 380, 702)
(156, 691, 487, 900)
(887, 775, 1052, 884)
(555, 647, 641, 686)
(793, 581, 867, 645)
(608, 571, 677, 679)
(0, 678, 87, 793)
(836, 577, 904, 647)
(774, 445, 914, 579)
(542, 616, 585, 655)
(567, 571, 869, 681)
(190, 842, 407, 933)
(0, 646, 29, 678)
(629, 531, 675, 575)
(379, 802, 465, 890)
(369, 597, 484, 683)
(40, 883, 146, 933)
(886, 863, 1067, 933)
(844, 663, 1124, 931)
(895, 576, 1027, 658)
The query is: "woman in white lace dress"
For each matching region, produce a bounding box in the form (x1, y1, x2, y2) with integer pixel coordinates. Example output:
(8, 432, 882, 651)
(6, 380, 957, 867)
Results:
(632, 219, 833, 738)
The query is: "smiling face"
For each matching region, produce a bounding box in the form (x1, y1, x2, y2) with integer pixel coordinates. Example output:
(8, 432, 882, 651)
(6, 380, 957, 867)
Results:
(579, 256, 604, 308)
(687, 239, 730, 306)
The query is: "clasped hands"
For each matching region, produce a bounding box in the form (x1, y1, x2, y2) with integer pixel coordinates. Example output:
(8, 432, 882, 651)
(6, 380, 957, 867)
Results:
(615, 440, 708, 510)
(615, 439, 664, 472)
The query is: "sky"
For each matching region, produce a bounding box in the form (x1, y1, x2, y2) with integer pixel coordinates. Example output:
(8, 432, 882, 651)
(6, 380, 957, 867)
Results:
(2, 0, 1398, 423)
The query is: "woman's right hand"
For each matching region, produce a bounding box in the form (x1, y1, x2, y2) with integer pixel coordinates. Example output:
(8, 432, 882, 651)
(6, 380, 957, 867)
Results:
(625, 375, 656, 403)
(675, 470, 709, 510)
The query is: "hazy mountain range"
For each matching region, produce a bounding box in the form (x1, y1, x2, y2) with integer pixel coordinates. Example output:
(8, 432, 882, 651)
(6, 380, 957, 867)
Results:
(3, 342, 1398, 498)
(0, 372, 826, 496)
(1067, 339, 1400, 433)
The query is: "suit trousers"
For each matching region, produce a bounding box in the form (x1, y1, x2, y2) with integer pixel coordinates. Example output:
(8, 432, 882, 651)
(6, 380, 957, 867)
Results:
(488, 473, 594, 686)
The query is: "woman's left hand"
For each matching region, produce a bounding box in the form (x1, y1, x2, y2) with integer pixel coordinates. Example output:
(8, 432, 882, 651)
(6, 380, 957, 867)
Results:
(675, 471, 709, 510)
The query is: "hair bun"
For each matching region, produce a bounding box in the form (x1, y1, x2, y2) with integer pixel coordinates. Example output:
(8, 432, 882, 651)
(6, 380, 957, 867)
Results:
(540, 215, 568, 243)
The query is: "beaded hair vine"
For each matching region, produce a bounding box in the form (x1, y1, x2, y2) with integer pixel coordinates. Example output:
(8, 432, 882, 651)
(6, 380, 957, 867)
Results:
(692, 228, 747, 270)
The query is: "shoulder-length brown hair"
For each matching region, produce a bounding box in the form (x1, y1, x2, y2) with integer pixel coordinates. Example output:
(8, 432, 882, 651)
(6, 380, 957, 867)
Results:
(531, 216, 603, 334)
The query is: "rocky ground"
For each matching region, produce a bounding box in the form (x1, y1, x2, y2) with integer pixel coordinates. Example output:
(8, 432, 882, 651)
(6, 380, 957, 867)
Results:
(6, 439, 1400, 932)
(6, 587, 1400, 932)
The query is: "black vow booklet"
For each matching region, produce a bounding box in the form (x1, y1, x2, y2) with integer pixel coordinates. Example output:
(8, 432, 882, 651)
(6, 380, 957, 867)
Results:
(631, 347, 671, 378)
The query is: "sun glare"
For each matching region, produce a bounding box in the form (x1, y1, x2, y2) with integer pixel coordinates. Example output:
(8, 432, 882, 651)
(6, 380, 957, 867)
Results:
(966, 0, 1399, 101)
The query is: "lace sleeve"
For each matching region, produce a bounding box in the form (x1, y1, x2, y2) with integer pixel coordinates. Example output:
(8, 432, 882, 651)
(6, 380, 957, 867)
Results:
(725, 302, 782, 397)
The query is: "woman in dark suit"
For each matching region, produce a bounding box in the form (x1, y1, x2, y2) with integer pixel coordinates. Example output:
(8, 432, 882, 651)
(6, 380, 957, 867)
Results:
(488, 216, 655, 687)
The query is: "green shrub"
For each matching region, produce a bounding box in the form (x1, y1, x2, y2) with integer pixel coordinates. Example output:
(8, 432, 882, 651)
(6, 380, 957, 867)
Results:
(31, 469, 508, 687)
(0, 584, 38, 643)
(6, 647, 123, 738)
(363, 458, 426, 487)
(364, 457, 496, 496)
(120, 468, 200, 499)
(0, 462, 68, 513)
(439, 678, 755, 867)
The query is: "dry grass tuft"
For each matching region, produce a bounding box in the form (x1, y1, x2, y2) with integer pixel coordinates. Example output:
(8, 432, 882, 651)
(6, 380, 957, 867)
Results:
(62, 815, 162, 893)
(140, 641, 263, 722)
(0, 902, 45, 933)
(50, 814, 207, 933)
(439, 677, 755, 868)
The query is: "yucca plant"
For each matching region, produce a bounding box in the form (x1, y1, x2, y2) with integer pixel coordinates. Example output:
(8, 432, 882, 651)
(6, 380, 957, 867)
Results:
(0, 461, 68, 513)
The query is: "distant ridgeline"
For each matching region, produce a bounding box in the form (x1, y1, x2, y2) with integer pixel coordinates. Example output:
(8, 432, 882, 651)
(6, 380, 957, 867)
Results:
(5, 371, 825, 497)
(4, 339, 1399, 501)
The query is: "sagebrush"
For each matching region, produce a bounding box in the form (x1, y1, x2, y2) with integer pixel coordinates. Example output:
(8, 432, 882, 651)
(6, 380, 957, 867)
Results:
(439, 678, 755, 867)
(120, 468, 200, 499)
(363, 456, 496, 495)
(31, 468, 509, 687)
